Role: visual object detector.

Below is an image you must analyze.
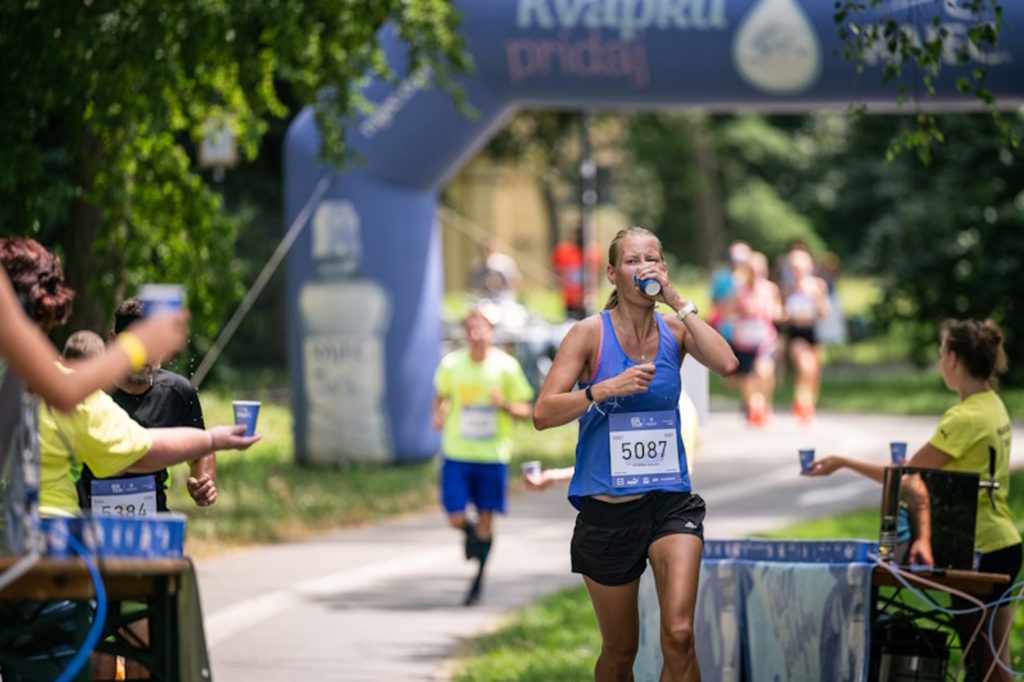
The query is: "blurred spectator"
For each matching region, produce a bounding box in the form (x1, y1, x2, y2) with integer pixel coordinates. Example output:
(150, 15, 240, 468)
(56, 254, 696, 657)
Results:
(775, 238, 809, 293)
(61, 330, 106, 363)
(707, 239, 751, 345)
(781, 248, 830, 424)
(551, 226, 601, 320)
(707, 267, 736, 344)
(469, 240, 520, 302)
(727, 240, 751, 268)
(814, 251, 847, 346)
(552, 227, 585, 319)
(731, 253, 782, 426)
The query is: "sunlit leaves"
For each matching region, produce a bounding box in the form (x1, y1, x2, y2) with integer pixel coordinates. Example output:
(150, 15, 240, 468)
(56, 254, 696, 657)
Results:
(832, 0, 1019, 162)
(0, 0, 469, 353)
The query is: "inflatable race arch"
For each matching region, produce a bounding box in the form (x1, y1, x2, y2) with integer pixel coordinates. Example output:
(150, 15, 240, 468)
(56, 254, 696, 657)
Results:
(284, 0, 1024, 464)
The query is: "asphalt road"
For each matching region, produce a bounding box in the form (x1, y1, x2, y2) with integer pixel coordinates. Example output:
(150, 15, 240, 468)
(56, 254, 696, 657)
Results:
(195, 410, 1024, 681)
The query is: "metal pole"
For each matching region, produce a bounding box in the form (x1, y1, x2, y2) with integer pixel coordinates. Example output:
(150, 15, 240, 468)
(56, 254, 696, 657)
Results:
(579, 110, 599, 315)
(190, 174, 331, 389)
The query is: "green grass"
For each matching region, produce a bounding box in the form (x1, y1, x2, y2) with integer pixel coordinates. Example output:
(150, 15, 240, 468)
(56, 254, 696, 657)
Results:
(164, 391, 578, 554)
(164, 392, 436, 553)
(451, 586, 600, 682)
(451, 470, 1024, 680)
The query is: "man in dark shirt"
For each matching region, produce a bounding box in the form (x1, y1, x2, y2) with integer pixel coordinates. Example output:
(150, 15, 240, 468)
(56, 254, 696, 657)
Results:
(77, 297, 216, 513)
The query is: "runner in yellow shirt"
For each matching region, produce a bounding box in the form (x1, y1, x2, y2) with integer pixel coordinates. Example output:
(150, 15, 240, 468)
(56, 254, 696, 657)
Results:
(433, 306, 533, 605)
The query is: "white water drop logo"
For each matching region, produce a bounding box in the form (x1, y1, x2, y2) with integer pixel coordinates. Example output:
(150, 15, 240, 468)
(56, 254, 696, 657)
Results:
(733, 0, 822, 94)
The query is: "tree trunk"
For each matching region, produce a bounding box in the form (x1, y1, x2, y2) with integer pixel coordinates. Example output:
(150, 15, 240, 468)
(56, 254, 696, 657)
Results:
(692, 125, 724, 269)
(60, 132, 108, 344)
(60, 198, 105, 343)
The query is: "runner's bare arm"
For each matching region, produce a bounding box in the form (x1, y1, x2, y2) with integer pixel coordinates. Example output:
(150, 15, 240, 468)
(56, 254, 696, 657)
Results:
(533, 318, 657, 430)
(669, 313, 737, 377)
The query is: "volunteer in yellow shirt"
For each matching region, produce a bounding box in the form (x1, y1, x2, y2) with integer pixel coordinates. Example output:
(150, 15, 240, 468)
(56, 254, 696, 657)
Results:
(38, 366, 259, 517)
(0, 237, 261, 519)
(807, 318, 1020, 679)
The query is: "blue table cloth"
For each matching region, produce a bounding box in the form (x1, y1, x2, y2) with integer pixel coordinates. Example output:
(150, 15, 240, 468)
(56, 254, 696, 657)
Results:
(635, 540, 875, 682)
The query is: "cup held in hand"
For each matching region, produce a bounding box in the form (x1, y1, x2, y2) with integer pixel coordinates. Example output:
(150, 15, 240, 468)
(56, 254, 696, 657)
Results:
(138, 284, 185, 318)
(233, 400, 261, 437)
(889, 441, 907, 465)
(633, 269, 661, 297)
(799, 448, 815, 474)
(521, 460, 542, 477)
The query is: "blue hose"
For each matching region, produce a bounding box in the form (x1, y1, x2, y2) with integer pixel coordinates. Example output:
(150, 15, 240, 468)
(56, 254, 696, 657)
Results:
(985, 580, 1024, 677)
(877, 557, 1024, 676)
(55, 532, 107, 682)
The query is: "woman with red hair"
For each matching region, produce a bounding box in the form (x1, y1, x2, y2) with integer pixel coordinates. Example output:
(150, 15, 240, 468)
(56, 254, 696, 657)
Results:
(0, 237, 187, 411)
(0, 237, 259, 519)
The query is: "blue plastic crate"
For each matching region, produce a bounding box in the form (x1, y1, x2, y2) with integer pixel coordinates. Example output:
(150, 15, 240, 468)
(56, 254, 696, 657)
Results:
(703, 539, 875, 564)
(41, 513, 186, 559)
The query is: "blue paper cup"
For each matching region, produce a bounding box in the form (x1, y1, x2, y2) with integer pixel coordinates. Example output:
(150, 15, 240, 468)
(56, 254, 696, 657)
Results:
(799, 448, 815, 474)
(138, 284, 185, 318)
(890, 441, 907, 465)
(633, 269, 661, 297)
(521, 460, 542, 477)
(233, 400, 261, 437)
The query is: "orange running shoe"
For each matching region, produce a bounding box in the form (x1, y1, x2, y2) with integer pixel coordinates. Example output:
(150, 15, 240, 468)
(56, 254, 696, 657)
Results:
(747, 401, 767, 428)
(794, 399, 815, 425)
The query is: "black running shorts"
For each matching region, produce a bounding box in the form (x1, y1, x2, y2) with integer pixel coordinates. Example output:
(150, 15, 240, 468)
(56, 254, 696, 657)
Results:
(570, 491, 706, 586)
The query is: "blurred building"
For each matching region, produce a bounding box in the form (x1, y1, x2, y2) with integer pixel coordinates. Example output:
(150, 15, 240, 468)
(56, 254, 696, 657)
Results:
(441, 156, 626, 296)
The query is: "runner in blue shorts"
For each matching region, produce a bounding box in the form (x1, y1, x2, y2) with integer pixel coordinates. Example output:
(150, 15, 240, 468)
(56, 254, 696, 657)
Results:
(433, 306, 533, 605)
(533, 226, 737, 680)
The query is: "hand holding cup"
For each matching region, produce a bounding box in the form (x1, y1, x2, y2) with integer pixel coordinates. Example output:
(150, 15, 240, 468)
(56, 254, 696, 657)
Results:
(521, 461, 547, 490)
(233, 400, 261, 437)
(209, 424, 261, 451)
(889, 442, 907, 465)
(799, 448, 815, 475)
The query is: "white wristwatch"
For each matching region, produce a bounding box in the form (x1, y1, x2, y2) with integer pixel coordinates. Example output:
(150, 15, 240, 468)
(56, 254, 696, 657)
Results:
(675, 301, 698, 322)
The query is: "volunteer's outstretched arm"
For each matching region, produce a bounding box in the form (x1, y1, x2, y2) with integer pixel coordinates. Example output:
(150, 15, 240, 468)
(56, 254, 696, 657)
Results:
(0, 271, 188, 412)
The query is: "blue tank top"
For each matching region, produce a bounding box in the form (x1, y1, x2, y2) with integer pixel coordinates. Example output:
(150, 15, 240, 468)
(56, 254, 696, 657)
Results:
(568, 310, 691, 510)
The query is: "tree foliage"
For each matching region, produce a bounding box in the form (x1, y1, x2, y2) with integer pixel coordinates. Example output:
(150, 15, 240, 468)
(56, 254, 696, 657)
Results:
(614, 109, 1024, 386)
(0, 0, 469, 360)
(620, 113, 701, 261)
(853, 114, 1024, 382)
(620, 113, 827, 267)
(833, 0, 1018, 163)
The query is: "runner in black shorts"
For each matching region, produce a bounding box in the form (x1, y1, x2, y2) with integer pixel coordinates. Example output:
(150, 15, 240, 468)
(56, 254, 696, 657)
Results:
(571, 492, 706, 586)
(731, 348, 757, 377)
(533, 226, 737, 680)
(781, 248, 828, 424)
(785, 324, 817, 346)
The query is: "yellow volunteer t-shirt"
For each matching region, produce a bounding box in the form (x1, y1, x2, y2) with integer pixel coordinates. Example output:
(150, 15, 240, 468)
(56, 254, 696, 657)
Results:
(929, 390, 1020, 554)
(434, 347, 533, 464)
(38, 382, 152, 516)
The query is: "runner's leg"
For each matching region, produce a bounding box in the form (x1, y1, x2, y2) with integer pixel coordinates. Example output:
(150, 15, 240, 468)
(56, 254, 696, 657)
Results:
(584, 576, 641, 681)
(648, 533, 703, 682)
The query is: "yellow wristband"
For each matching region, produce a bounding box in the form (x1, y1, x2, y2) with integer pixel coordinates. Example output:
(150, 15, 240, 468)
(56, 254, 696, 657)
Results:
(115, 331, 148, 371)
